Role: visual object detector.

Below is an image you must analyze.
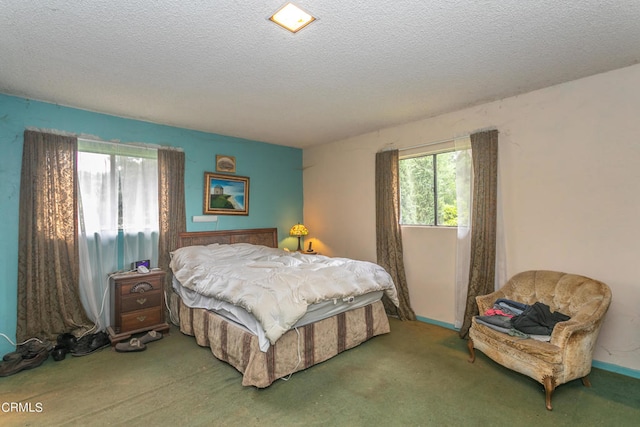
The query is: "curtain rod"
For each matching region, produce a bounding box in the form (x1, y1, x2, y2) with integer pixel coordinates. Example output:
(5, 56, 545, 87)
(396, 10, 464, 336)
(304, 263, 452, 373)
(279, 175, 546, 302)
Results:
(26, 128, 183, 152)
(78, 136, 183, 152)
(399, 134, 470, 152)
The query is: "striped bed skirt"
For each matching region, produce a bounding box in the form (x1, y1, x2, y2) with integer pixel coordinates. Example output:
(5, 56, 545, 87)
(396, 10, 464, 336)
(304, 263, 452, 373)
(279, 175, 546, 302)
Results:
(169, 292, 391, 387)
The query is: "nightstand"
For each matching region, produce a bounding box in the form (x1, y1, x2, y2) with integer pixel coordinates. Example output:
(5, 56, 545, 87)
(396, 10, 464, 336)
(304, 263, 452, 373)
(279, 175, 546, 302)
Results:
(107, 269, 170, 345)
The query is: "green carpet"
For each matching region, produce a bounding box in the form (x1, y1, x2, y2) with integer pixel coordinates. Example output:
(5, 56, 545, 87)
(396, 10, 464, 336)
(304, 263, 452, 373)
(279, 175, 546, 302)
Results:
(0, 319, 638, 426)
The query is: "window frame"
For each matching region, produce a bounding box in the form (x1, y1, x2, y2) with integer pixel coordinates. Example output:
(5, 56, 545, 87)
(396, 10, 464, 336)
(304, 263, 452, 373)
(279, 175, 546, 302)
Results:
(399, 147, 459, 228)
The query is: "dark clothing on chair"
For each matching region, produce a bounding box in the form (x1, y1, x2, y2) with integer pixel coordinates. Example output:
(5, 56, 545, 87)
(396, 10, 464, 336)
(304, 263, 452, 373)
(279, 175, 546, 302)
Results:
(511, 302, 570, 336)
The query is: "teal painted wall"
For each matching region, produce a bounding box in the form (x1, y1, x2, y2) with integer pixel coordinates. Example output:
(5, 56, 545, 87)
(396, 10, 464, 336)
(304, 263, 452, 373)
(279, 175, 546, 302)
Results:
(0, 93, 303, 355)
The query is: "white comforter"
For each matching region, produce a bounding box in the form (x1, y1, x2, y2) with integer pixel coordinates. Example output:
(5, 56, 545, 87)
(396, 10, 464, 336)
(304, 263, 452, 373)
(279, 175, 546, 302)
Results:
(170, 243, 399, 344)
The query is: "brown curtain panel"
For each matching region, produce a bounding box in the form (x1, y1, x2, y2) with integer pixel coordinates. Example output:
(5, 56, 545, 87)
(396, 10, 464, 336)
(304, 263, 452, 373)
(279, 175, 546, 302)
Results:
(458, 130, 499, 338)
(157, 148, 186, 322)
(375, 149, 416, 321)
(17, 130, 92, 342)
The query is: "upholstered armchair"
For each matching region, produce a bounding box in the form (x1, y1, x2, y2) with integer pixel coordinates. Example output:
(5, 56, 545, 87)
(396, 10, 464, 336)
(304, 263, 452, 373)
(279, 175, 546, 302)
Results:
(467, 270, 612, 410)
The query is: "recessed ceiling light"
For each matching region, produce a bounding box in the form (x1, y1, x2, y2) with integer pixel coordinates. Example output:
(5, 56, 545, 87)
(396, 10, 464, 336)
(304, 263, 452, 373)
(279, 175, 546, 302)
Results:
(270, 3, 316, 33)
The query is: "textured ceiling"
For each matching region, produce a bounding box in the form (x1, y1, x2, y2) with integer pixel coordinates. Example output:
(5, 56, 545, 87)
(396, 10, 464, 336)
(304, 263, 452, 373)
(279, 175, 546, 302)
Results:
(1, 1, 640, 148)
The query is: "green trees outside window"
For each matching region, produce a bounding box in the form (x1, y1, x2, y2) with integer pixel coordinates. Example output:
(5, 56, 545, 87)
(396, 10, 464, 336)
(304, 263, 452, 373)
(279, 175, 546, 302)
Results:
(399, 150, 465, 226)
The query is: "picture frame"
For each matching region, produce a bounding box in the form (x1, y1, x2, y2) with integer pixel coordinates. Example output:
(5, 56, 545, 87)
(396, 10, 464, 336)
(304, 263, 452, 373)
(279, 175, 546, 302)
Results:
(204, 172, 249, 215)
(216, 155, 236, 173)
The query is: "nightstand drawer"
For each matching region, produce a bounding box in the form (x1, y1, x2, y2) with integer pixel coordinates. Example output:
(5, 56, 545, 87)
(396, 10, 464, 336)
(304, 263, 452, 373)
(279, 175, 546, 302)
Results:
(120, 291, 162, 313)
(120, 308, 162, 331)
(119, 278, 161, 295)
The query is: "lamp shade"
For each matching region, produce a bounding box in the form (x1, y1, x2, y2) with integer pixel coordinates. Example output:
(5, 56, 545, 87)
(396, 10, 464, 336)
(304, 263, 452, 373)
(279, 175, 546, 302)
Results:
(289, 223, 309, 237)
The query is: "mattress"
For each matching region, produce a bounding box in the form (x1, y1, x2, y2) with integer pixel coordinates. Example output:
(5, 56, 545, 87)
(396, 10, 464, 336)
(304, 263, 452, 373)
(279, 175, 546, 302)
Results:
(173, 276, 383, 351)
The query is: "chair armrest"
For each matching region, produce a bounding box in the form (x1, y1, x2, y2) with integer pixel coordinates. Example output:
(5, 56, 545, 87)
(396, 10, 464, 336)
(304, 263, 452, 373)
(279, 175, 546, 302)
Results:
(475, 289, 507, 315)
(550, 315, 604, 347)
(551, 295, 611, 347)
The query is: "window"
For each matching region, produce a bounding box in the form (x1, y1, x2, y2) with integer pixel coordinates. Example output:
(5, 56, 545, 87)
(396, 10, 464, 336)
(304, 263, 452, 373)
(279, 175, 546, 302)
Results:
(399, 150, 464, 226)
(77, 139, 159, 329)
(77, 141, 158, 238)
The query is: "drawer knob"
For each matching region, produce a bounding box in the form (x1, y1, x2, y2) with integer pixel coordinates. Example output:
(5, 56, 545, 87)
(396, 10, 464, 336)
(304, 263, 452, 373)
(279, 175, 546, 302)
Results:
(136, 298, 147, 305)
(136, 316, 147, 322)
(130, 282, 153, 293)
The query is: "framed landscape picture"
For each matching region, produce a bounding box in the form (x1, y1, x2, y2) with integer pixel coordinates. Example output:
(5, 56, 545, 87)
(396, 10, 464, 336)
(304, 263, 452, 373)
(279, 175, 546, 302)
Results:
(203, 172, 249, 215)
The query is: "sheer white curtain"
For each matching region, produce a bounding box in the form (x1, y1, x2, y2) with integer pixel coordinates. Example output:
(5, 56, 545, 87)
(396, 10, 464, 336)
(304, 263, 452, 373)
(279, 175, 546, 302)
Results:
(454, 136, 472, 329)
(453, 134, 506, 329)
(120, 152, 159, 266)
(77, 141, 158, 330)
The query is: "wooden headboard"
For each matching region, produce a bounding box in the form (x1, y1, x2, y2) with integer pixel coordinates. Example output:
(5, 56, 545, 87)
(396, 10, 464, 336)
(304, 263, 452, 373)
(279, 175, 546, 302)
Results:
(178, 228, 278, 249)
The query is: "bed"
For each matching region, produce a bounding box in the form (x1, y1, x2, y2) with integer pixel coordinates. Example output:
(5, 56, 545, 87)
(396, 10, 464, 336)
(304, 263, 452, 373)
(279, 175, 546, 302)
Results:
(168, 227, 397, 387)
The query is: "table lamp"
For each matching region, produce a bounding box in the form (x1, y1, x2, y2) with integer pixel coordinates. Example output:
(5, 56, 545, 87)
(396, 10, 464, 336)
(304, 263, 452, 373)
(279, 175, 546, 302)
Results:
(289, 223, 309, 251)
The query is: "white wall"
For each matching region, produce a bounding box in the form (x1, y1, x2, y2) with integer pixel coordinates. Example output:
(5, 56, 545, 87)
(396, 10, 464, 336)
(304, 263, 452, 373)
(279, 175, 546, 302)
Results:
(303, 63, 640, 372)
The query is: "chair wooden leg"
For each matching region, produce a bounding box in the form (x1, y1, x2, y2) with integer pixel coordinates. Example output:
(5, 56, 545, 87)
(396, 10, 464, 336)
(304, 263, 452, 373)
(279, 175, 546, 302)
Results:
(543, 375, 556, 411)
(467, 338, 476, 363)
(581, 375, 592, 387)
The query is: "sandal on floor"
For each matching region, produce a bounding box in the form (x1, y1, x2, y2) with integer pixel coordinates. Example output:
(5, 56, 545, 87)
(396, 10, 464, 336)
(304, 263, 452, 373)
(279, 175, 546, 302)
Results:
(115, 338, 146, 353)
(139, 331, 163, 344)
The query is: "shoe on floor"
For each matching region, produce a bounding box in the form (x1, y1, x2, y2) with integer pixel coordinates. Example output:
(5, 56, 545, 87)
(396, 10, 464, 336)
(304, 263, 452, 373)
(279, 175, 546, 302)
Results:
(139, 331, 163, 344)
(51, 345, 69, 362)
(115, 338, 146, 353)
(0, 346, 49, 377)
(2, 339, 51, 362)
(56, 333, 77, 351)
(71, 331, 110, 357)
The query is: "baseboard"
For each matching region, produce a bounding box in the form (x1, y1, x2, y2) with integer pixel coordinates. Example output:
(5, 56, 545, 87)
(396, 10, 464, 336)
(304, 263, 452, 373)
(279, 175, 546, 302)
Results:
(415, 315, 456, 331)
(592, 360, 640, 379)
(415, 315, 640, 380)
